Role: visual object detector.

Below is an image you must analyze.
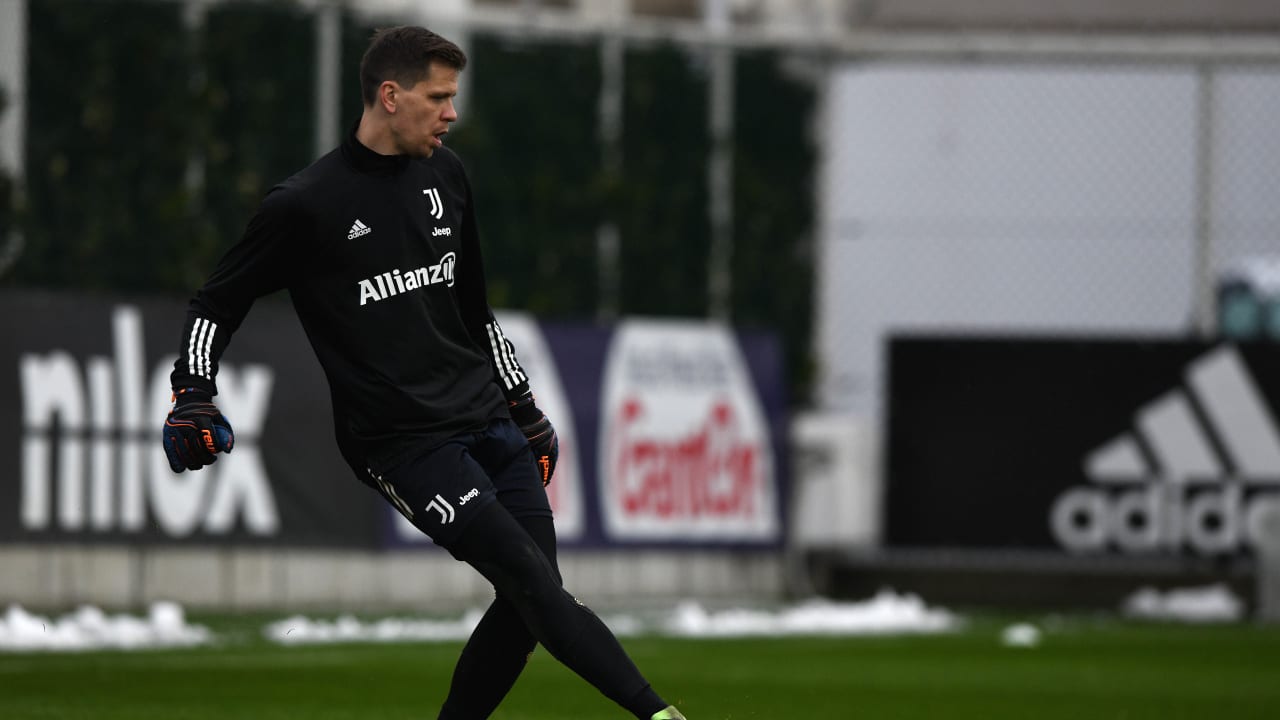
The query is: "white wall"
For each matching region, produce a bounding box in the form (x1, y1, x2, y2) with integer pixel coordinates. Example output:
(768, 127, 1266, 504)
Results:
(0, 546, 783, 611)
(817, 62, 1280, 417)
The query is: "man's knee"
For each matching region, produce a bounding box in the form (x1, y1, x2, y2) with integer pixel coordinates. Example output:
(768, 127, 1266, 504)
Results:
(456, 504, 562, 602)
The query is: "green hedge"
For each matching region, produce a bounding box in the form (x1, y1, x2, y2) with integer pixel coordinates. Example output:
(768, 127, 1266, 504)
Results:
(441, 34, 604, 317)
(11, 1, 816, 400)
(20, 0, 193, 291)
(731, 50, 817, 402)
(199, 1, 316, 285)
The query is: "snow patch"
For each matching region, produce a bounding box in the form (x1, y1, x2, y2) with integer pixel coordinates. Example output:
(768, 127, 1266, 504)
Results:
(1122, 584, 1244, 623)
(264, 591, 959, 645)
(0, 602, 212, 652)
(264, 609, 486, 645)
(662, 592, 958, 637)
(1000, 623, 1041, 648)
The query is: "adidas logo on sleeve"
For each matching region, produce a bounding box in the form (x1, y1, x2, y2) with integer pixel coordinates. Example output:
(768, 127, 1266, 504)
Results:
(347, 219, 372, 240)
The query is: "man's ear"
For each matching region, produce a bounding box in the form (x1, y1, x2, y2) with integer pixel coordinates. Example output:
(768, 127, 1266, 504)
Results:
(379, 81, 399, 114)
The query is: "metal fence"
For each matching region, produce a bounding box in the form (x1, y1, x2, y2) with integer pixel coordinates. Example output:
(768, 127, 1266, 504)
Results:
(2, 0, 1279, 419)
(2, 0, 1280, 606)
(0, 0, 821, 398)
(816, 55, 1280, 416)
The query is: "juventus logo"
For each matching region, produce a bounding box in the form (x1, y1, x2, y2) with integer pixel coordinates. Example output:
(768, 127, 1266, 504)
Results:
(423, 188, 444, 220)
(426, 494, 456, 525)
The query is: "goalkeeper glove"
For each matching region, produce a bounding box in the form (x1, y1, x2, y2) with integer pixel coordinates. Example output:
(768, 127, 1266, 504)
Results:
(509, 392, 559, 486)
(163, 387, 234, 473)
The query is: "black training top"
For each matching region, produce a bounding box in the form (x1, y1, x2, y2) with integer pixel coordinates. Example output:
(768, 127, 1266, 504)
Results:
(170, 128, 529, 478)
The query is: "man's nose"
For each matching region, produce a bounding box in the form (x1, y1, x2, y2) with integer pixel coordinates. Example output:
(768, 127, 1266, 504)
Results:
(443, 99, 458, 122)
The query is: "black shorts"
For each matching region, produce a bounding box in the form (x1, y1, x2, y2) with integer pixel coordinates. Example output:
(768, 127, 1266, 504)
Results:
(366, 418, 552, 552)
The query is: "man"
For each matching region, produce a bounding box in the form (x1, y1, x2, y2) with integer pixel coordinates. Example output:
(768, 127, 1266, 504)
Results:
(161, 25, 687, 720)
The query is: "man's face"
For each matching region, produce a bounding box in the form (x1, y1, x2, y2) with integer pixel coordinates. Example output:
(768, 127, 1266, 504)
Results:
(389, 62, 459, 158)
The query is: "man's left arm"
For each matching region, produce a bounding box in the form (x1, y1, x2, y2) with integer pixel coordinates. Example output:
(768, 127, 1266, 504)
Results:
(454, 170, 559, 485)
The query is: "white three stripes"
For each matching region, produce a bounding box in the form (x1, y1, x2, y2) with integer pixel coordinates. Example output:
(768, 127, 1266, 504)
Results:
(1085, 346, 1280, 483)
(486, 321, 526, 391)
(1188, 348, 1280, 478)
(187, 318, 218, 380)
(370, 469, 413, 519)
(1137, 393, 1220, 480)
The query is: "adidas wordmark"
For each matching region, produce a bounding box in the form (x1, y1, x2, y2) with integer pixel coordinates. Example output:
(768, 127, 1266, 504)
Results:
(348, 219, 372, 240)
(1051, 346, 1280, 555)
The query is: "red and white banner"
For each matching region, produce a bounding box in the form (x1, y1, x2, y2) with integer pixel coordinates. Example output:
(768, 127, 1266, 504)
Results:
(599, 320, 779, 541)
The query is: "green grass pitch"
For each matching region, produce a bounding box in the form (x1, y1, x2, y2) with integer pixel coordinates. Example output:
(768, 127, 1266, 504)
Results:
(2, 614, 1279, 719)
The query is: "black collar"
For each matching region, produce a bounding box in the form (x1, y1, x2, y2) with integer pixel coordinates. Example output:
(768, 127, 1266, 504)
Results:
(340, 123, 411, 175)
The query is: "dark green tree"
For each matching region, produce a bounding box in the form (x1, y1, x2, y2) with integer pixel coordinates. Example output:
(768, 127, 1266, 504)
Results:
(11, 0, 818, 402)
(18, 0, 194, 292)
(731, 51, 817, 403)
(615, 43, 711, 317)
(198, 1, 316, 281)
(443, 35, 603, 317)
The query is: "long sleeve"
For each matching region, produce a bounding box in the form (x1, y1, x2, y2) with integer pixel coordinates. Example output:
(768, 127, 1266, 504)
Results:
(454, 171, 530, 401)
(171, 188, 304, 395)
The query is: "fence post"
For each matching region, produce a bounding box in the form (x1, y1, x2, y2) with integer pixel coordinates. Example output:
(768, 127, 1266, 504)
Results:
(0, 0, 28, 278)
(313, 0, 341, 161)
(1257, 502, 1280, 622)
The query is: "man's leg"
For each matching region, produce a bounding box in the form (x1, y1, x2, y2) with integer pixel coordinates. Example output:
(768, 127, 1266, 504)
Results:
(450, 502, 669, 720)
(439, 419, 571, 718)
(367, 435, 535, 719)
(437, 514, 556, 720)
(373, 421, 678, 719)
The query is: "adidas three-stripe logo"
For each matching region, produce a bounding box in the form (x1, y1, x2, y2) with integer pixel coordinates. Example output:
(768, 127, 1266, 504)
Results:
(485, 320, 527, 391)
(369, 469, 413, 520)
(1086, 345, 1280, 482)
(1052, 345, 1280, 555)
(348, 219, 371, 240)
(186, 318, 218, 380)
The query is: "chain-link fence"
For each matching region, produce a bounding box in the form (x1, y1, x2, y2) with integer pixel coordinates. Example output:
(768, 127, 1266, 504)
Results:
(816, 58, 1280, 417)
(0, 0, 819, 400)
(3, 0, 1279, 418)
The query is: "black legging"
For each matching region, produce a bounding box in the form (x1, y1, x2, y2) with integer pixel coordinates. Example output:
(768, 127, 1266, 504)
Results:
(438, 502, 666, 719)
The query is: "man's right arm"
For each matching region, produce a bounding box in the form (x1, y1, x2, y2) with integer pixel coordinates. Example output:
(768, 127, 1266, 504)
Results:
(164, 189, 302, 472)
